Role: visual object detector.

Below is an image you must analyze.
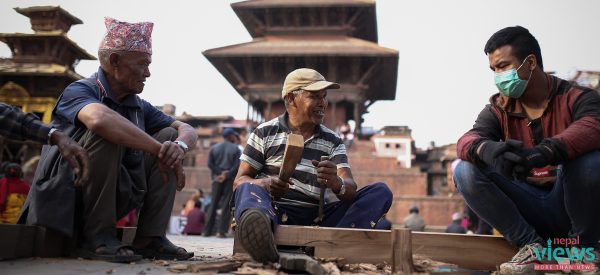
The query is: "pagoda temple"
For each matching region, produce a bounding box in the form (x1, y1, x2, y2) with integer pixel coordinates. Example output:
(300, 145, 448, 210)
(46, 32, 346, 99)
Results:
(203, 0, 398, 133)
(0, 6, 95, 163)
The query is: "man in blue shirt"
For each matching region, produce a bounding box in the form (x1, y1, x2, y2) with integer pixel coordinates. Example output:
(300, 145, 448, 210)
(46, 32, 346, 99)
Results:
(20, 17, 197, 263)
(203, 128, 241, 237)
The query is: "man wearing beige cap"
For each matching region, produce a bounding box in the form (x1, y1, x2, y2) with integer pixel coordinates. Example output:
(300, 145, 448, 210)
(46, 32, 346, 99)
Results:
(232, 68, 393, 263)
(20, 17, 197, 262)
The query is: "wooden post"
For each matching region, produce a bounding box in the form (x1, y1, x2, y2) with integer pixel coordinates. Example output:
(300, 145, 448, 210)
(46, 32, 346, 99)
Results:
(265, 100, 272, 121)
(330, 100, 337, 130)
(392, 227, 414, 274)
(353, 101, 362, 137)
(246, 100, 250, 124)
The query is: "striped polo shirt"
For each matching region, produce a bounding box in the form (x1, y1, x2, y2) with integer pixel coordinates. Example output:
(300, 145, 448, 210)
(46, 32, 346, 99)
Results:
(240, 112, 350, 207)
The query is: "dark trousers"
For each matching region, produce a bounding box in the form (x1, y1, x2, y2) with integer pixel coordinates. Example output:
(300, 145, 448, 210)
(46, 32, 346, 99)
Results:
(80, 127, 177, 244)
(203, 179, 233, 236)
(233, 182, 393, 230)
(453, 151, 600, 248)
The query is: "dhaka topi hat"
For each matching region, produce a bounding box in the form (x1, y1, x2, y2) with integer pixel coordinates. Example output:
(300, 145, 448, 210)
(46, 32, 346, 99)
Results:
(99, 17, 153, 54)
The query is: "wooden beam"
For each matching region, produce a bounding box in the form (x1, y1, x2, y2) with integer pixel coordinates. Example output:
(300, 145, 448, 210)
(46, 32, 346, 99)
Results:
(34, 226, 66, 257)
(243, 57, 255, 83)
(411, 231, 516, 271)
(225, 62, 246, 89)
(281, 8, 290, 27)
(233, 225, 518, 271)
(285, 57, 295, 75)
(265, 9, 272, 27)
(0, 223, 36, 259)
(248, 12, 265, 29)
(346, 8, 364, 26)
(357, 61, 379, 86)
(327, 56, 337, 81)
(329, 100, 337, 129)
(351, 57, 360, 83)
(392, 228, 414, 274)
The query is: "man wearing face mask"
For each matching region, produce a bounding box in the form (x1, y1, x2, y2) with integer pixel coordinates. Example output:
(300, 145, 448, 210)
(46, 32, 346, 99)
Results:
(454, 26, 600, 274)
(232, 68, 393, 263)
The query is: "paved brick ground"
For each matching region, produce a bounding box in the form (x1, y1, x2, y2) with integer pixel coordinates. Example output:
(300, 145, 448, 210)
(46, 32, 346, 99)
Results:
(0, 235, 234, 275)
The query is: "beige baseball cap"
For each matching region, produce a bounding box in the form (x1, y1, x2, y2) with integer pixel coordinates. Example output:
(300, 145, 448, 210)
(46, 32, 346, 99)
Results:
(281, 68, 340, 99)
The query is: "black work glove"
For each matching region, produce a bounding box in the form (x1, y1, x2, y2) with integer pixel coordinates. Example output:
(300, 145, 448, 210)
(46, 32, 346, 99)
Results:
(513, 144, 555, 180)
(476, 139, 524, 178)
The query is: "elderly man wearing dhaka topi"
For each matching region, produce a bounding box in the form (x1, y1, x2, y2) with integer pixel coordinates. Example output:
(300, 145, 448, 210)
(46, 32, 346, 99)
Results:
(20, 17, 197, 263)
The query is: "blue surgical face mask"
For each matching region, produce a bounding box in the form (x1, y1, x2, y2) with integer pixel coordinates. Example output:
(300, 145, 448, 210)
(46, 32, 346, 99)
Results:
(494, 58, 532, 98)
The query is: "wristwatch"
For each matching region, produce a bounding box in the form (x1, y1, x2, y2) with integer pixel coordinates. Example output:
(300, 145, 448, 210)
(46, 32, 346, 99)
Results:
(47, 128, 59, 145)
(174, 140, 189, 152)
(335, 177, 346, 196)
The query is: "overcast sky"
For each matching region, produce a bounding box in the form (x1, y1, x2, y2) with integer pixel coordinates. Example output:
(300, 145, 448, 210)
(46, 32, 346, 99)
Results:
(1, 0, 599, 148)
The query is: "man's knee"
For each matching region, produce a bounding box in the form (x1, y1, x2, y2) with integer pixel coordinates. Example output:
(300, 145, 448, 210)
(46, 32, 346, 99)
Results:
(369, 182, 393, 205)
(235, 182, 262, 195)
(79, 129, 122, 162)
(453, 160, 484, 196)
(153, 127, 178, 143)
(233, 182, 275, 220)
(234, 183, 270, 207)
(563, 150, 600, 190)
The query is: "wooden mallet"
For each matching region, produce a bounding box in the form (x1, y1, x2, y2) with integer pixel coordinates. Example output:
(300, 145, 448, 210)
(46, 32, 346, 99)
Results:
(278, 133, 304, 188)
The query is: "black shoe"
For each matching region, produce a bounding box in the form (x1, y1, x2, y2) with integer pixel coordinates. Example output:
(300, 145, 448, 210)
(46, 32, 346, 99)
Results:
(236, 209, 279, 263)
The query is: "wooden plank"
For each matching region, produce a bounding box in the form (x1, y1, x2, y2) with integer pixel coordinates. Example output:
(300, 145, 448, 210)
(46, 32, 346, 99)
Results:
(0, 223, 36, 259)
(275, 225, 389, 264)
(392, 228, 414, 274)
(278, 133, 303, 182)
(273, 225, 517, 270)
(33, 226, 65, 257)
(411, 232, 517, 271)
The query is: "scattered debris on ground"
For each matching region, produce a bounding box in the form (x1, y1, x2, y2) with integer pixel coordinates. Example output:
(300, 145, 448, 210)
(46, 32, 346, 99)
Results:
(179, 253, 459, 275)
(413, 254, 457, 272)
(166, 259, 242, 273)
(234, 262, 280, 275)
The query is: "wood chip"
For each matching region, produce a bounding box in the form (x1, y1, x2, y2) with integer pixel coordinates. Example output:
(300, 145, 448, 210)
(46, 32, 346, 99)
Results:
(358, 263, 378, 271)
(412, 254, 457, 272)
(153, 260, 170, 266)
(234, 266, 278, 275)
(321, 262, 341, 275)
(167, 264, 189, 273)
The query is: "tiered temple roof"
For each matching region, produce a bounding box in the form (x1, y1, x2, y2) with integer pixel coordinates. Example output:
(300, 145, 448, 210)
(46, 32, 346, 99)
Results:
(204, 0, 398, 132)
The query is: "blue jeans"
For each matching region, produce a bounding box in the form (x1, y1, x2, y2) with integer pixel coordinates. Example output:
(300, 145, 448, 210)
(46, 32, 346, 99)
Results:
(453, 151, 600, 248)
(232, 182, 393, 230)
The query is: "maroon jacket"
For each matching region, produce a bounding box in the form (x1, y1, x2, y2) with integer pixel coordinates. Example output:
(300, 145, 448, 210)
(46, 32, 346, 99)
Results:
(457, 75, 600, 183)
